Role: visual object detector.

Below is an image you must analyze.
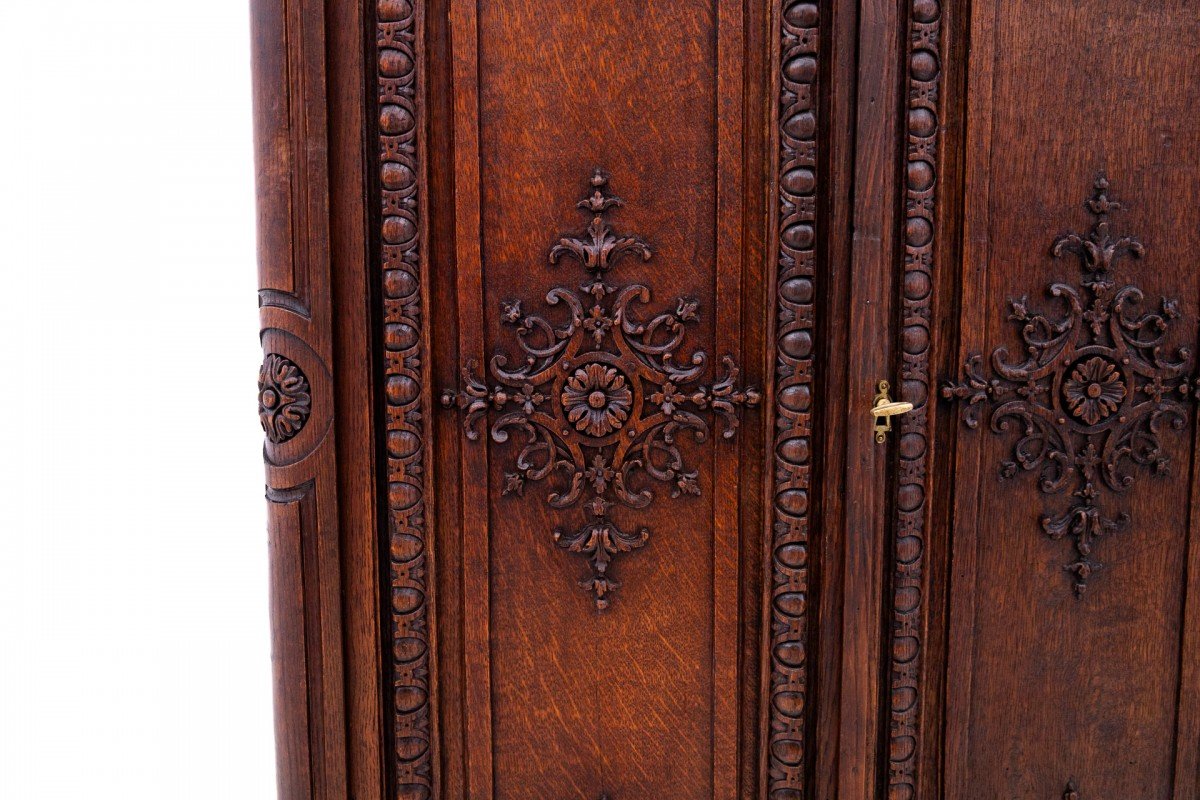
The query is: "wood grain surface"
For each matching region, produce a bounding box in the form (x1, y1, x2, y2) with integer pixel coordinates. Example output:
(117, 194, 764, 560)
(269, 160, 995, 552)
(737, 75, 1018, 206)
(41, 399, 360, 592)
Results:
(250, 1, 1200, 798)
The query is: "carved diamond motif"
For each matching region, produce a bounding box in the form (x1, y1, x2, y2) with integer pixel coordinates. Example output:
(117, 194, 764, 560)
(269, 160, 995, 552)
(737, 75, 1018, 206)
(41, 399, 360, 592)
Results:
(943, 176, 1198, 596)
(443, 170, 759, 609)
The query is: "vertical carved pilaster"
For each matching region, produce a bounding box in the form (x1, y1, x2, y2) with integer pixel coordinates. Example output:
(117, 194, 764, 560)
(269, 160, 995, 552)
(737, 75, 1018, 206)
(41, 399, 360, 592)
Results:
(766, 1, 820, 796)
(375, 0, 437, 798)
(887, 0, 945, 797)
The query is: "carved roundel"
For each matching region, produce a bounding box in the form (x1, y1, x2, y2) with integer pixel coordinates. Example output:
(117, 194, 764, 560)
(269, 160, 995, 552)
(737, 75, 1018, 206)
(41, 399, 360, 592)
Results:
(562, 363, 633, 437)
(259, 353, 312, 444)
(1062, 355, 1126, 426)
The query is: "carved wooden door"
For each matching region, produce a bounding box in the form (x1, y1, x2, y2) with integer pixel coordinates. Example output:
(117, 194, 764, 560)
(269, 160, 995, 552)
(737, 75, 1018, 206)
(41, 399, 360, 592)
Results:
(874, 2, 1200, 799)
(251, 0, 1200, 797)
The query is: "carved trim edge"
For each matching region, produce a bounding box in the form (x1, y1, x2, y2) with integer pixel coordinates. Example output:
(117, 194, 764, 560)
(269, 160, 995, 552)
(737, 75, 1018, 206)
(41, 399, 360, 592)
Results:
(887, 1, 945, 797)
(766, 1, 820, 796)
(376, 1, 435, 797)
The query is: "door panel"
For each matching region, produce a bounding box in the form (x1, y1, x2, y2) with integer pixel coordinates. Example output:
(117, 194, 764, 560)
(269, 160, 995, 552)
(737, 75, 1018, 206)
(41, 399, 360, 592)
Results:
(933, 3, 1200, 797)
(425, 1, 783, 797)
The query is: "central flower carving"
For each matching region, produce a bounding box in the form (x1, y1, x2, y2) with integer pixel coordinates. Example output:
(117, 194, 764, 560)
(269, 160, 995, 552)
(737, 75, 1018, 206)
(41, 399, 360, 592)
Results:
(1063, 356, 1126, 425)
(562, 364, 632, 437)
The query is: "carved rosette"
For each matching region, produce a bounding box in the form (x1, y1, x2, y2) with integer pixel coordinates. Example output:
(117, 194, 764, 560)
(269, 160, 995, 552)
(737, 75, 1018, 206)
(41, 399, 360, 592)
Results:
(765, 2, 820, 796)
(943, 176, 1199, 596)
(376, 0, 434, 797)
(443, 171, 759, 610)
(258, 354, 312, 443)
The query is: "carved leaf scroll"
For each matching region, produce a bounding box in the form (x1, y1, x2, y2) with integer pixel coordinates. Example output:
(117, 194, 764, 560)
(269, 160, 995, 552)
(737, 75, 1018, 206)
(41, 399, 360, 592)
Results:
(443, 170, 759, 610)
(943, 176, 1198, 596)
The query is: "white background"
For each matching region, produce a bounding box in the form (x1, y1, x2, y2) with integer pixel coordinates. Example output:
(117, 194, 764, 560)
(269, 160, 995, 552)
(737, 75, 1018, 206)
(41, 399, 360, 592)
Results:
(0, 2, 275, 797)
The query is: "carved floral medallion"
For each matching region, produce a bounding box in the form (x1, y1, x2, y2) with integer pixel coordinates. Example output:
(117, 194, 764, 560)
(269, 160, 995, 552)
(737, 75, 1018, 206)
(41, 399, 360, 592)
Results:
(562, 364, 633, 437)
(259, 353, 312, 444)
(443, 170, 759, 609)
(943, 176, 1198, 596)
(1062, 356, 1126, 425)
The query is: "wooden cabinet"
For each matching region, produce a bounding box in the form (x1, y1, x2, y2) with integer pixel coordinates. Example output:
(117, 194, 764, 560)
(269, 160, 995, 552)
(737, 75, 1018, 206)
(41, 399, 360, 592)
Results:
(251, 0, 1200, 797)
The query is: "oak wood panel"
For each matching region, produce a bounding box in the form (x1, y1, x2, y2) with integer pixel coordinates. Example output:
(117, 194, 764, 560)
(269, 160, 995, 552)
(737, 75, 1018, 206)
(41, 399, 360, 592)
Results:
(434, 1, 778, 798)
(941, 2, 1200, 798)
(251, 3, 1200, 799)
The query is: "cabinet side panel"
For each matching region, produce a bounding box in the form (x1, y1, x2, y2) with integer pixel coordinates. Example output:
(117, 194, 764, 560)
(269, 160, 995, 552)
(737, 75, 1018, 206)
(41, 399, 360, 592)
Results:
(251, 0, 350, 797)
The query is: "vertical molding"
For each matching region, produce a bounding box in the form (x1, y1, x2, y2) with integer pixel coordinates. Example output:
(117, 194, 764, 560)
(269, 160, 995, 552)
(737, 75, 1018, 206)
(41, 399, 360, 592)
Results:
(445, 0, 493, 795)
(374, 1, 438, 798)
(887, 0, 945, 798)
(943, 0, 999, 793)
(714, 0, 747, 791)
(764, 2, 820, 797)
(838, 0, 902, 792)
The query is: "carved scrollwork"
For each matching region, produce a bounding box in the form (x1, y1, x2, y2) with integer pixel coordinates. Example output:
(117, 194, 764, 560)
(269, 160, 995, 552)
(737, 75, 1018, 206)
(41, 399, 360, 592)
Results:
(443, 170, 759, 609)
(943, 176, 1198, 596)
(258, 354, 312, 443)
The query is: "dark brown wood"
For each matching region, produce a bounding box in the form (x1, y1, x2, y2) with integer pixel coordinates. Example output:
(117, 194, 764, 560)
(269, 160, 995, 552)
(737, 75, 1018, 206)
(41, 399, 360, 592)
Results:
(434, 2, 772, 795)
(837, 0, 903, 795)
(251, 0, 348, 796)
(251, 1, 1200, 798)
(253, 0, 386, 798)
(762, 4, 821, 798)
(930, 2, 1200, 798)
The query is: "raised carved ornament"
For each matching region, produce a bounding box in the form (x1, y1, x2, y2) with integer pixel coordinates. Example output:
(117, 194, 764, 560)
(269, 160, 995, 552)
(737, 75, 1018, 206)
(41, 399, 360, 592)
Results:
(943, 176, 1198, 596)
(258, 354, 312, 443)
(443, 170, 759, 609)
